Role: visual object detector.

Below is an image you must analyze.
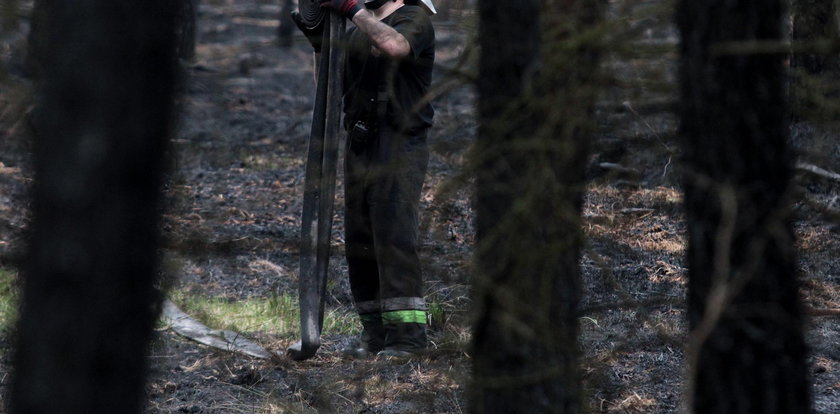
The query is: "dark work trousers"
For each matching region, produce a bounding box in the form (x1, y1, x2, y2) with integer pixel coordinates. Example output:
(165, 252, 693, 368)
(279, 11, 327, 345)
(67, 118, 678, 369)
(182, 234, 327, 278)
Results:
(344, 122, 429, 350)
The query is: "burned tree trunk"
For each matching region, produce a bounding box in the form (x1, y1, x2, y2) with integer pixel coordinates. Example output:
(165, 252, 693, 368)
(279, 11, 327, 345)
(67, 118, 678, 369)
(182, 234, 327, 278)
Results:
(471, 1, 604, 413)
(176, 0, 198, 60)
(790, 0, 840, 120)
(10, 1, 178, 413)
(24, 0, 48, 79)
(791, 0, 838, 73)
(677, 0, 811, 412)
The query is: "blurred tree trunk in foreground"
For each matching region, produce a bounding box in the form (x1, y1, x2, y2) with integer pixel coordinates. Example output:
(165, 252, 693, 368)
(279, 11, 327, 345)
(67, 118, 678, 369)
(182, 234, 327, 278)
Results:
(677, 0, 811, 412)
(176, 0, 198, 60)
(790, 0, 840, 120)
(471, 1, 604, 413)
(24, 0, 47, 78)
(10, 1, 178, 413)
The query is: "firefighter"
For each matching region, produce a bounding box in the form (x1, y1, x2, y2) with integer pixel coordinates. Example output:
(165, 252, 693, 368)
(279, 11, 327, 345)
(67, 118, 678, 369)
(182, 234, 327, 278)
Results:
(293, 0, 436, 358)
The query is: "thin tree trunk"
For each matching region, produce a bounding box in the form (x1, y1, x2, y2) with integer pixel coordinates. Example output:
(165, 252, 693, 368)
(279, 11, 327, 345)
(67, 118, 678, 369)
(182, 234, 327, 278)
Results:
(10, 1, 178, 413)
(471, 1, 604, 412)
(677, 0, 811, 412)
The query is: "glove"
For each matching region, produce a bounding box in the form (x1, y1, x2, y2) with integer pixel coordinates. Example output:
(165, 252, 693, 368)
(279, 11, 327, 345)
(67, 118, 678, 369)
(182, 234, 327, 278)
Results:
(291, 11, 324, 53)
(320, 0, 364, 18)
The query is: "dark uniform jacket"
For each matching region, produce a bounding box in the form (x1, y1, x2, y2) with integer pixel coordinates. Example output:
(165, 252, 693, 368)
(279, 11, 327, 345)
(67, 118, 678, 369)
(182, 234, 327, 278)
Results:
(343, 5, 435, 134)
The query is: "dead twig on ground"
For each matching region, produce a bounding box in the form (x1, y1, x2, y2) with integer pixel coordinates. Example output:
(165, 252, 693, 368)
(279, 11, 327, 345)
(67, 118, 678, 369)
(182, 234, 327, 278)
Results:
(796, 162, 840, 182)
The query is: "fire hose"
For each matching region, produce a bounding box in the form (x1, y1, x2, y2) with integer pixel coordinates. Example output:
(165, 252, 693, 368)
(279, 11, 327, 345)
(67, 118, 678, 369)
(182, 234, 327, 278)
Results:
(287, 1, 345, 361)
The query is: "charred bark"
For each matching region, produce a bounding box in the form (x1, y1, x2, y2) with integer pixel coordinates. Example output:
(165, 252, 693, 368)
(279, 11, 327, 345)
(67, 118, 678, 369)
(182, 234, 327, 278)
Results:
(176, 0, 198, 60)
(10, 1, 178, 413)
(471, 1, 604, 413)
(24, 0, 48, 79)
(790, 0, 840, 120)
(791, 0, 839, 73)
(677, 0, 811, 412)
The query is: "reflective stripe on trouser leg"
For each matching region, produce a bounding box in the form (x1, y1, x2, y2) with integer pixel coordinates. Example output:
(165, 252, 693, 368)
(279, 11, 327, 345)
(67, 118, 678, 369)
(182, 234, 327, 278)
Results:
(382, 310, 428, 324)
(381, 297, 427, 324)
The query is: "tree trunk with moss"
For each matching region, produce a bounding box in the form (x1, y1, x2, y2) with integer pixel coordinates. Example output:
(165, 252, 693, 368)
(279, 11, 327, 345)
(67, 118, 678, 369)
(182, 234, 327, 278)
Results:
(10, 1, 177, 413)
(471, 1, 604, 413)
(677, 0, 811, 412)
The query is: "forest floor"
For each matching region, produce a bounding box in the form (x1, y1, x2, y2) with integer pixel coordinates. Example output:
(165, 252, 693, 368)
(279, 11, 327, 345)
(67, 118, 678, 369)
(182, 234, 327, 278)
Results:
(1, 0, 840, 413)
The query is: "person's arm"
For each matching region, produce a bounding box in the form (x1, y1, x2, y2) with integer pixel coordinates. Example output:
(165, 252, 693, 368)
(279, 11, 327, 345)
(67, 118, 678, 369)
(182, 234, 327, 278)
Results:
(350, 10, 410, 58)
(320, 0, 411, 58)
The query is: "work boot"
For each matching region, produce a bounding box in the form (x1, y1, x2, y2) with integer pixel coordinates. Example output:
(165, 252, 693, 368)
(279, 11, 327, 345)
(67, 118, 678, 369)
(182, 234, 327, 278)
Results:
(341, 315, 384, 359)
(378, 322, 427, 358)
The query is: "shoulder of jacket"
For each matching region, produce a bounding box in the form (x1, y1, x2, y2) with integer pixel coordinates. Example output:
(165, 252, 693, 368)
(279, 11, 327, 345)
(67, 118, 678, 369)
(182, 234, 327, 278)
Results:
(394, 5, 426, 19)
(401, 5, 423, 13)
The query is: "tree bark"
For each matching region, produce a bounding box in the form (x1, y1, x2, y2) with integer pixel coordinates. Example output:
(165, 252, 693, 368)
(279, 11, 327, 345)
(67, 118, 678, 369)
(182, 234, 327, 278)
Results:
(24, 0, 48, 79)
(790, 0, 840, 120)
(471, 1, 604, 413)
(10, 1, 178, 413)
(677, 0, 811, 412)
(176, 0, 198, 60)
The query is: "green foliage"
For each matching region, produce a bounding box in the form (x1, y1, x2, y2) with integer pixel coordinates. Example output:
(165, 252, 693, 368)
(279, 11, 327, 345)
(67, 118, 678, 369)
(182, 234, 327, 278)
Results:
(169, 290, 359, 337)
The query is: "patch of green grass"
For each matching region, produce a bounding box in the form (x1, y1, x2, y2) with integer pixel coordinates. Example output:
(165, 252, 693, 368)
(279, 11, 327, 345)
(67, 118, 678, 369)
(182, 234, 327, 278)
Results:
(428, 300, 446, 328)
(169, 290, 359, 338)
(0, 267, 19, 332)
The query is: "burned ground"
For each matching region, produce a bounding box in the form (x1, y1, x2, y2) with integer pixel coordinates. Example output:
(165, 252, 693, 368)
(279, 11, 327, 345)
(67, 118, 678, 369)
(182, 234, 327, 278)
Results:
(1, 0, 839, 413)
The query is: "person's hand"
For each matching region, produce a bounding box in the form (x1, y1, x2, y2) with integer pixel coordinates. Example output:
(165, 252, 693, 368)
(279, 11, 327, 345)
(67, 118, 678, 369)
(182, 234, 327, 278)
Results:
(320, 0, 364, 18)
(291, 11, 324, 53)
